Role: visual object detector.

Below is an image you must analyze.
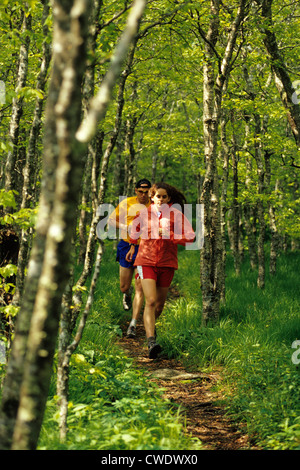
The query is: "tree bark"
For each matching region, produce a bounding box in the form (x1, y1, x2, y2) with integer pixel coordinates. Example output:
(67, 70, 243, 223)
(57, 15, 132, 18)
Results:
(4, 10, 31, 198)
(13, 0, 51, 305)
(77, 0, 103, 264)
(56, 268, 74, 441)
(55, 0, 147, 441)
(254, 114, 266, 289)
(200, 0, 248, 324)
(219, 107, 230, 302)
(257, 0, 300, 148)
(230, 111, 240, 275)
(0, 0, 91, 450)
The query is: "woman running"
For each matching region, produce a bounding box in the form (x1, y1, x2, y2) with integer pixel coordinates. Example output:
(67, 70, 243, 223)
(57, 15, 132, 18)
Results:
(126, 182, 195, 359)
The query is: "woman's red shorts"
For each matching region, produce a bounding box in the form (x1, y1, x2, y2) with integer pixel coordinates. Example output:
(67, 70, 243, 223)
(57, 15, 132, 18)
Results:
(135, 265, 175, 288)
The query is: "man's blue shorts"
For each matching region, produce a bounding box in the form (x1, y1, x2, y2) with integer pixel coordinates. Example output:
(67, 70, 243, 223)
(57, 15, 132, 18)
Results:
(116, 240, 139, 268)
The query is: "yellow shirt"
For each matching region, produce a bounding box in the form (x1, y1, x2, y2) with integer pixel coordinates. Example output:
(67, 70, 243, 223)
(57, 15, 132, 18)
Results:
(108, 196, 151, 243)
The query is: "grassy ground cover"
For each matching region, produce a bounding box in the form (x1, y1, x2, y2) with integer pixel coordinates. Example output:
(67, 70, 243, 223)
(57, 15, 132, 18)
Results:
(37, 242, 203, 450)
(2, 241, 299, 450)
(158, 246, 300, 450)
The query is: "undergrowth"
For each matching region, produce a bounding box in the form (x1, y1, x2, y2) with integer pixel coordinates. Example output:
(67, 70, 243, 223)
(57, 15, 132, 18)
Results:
(39, 346, 202, 450)
(4, 240, 299, 450)
(38, 242, 202, 450)
(158, 247, 300, 450)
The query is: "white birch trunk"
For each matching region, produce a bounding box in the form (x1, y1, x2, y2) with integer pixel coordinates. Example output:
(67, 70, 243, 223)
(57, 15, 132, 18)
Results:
(200, 0, 248, 323)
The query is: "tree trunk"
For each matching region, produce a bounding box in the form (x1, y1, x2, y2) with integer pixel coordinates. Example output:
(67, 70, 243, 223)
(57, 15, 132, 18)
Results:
(13, 0, 51, 306)
(57, 240, 104, 441)
(200, 0, 221, 325)
(4, 11, 31, 198)
(242, 70, 258, 270)
(258, 0, 300, 148)
(76, 0, 147, 143)
(55, 0, 147, 440)
(219, 107, 230, 301)
(57, 268, 75, 441)
(111, 128, 125, 203)
(0, 0, 91, 450)
(125, 114, 138, 194)
(200, 0, 248, 324)
(264, 150, 279, 275)
(10, 0, 91, 450)
(78, 0, 103, 264)
(254, 114, 266, 289)
(230, 111, 240, 275)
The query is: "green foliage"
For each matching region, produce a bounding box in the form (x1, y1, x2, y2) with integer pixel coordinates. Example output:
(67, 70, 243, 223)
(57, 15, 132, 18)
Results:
(0, 189, 35, 332)
(0, 190, 37, 228)
(0, 264, 17, 278)
(39, 243, 300, 450)
(1, 0, 300, 452)
(158, 248, 300, 450)
(40, 345, 202, 450)
(38, 243, 202, 450)
(0, 190, 17, 210)
(0, 264, 19, 322)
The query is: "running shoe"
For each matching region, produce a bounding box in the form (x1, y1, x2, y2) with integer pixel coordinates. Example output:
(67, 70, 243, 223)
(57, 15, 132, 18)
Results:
(127, 325, 136, 338)
(122, 291, 132, 310)
(148, 340, 162, 359)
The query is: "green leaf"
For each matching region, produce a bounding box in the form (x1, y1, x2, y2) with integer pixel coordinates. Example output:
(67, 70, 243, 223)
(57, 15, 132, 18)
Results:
(0, 264, 18, 278)
(0, 190, 17, 210)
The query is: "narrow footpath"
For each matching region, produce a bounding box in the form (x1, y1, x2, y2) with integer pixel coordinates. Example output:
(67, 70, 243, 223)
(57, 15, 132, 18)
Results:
(120, 321, 258, 451)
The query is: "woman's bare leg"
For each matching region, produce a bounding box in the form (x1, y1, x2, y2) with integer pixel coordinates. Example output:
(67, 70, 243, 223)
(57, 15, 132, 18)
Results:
(155, 286, 169, 320)
(140, 278, 157, 338)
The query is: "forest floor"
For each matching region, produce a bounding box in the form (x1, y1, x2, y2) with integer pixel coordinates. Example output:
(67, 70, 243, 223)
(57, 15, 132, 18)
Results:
(118, 286, 260, 452)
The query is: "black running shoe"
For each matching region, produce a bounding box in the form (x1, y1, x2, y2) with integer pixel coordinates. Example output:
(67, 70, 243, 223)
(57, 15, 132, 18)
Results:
(148, 340, 162, 359)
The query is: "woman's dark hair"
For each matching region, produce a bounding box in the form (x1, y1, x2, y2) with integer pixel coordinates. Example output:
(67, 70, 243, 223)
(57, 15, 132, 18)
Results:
(149, 182, 187, 211)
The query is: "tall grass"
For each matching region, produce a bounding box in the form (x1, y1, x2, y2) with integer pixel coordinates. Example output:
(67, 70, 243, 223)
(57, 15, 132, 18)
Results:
(158, 248, 300, 450)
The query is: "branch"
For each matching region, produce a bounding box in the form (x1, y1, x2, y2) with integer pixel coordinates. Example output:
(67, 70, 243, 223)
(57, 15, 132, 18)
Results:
(194, 9, 222, 68)
(281, 154, 300, 169)
(76, 0, 147, 143)
(98, 4, 131, 32)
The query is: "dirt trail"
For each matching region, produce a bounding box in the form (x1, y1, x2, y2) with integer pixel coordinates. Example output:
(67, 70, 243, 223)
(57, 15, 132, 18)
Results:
(120, 322, 258, 451)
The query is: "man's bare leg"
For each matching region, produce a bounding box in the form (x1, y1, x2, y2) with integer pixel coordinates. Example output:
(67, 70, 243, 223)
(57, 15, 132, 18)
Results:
(127, 272, 144, 337)
(119, 266, 133, 310)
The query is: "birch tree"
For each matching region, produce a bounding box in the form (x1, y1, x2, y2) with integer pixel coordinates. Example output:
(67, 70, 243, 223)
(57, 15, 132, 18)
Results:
(198, 0, 250, 324)
(4, 8, 31, 197)
(13, 0, 51, 305)
(1, 0, 92, 450)
(256, 0, 300, 149)
(0, 0, 147, 450)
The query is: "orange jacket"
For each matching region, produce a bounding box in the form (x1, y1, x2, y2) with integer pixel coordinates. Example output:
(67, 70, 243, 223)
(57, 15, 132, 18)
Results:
(129, 203, 195, 269)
